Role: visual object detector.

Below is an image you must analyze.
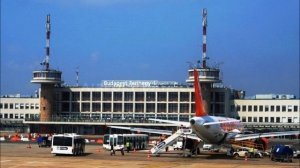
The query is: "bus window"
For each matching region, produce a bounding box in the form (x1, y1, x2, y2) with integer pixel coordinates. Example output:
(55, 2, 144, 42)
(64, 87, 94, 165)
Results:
(118, 135, 123, 145)
(104, 135, 109, 145)
(53, 137, 72, 146)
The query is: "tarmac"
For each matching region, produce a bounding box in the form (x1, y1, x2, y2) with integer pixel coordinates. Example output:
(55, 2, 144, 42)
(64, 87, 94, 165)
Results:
(1, 142, 299, 168)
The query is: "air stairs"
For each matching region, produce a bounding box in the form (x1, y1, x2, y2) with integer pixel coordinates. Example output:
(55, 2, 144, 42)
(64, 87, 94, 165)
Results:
(150, 128, 192, 155)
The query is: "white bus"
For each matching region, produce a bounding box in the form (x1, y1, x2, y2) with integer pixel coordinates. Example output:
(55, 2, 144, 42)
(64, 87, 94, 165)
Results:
(51, 133, 85, 155)
(103, 134, 149, 151)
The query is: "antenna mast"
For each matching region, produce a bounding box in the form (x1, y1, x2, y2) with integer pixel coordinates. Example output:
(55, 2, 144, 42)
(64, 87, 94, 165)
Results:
(76, 67, 79, 87)
(41, 14, 51, 70)
(202, 8, 208, 68)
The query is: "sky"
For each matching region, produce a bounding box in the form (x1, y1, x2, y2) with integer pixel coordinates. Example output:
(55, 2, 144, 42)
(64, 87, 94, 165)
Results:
(1, 0, 299, 97)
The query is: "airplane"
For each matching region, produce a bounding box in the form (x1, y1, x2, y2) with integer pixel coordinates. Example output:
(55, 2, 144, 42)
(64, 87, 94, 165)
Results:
(109, 69, 299, 154)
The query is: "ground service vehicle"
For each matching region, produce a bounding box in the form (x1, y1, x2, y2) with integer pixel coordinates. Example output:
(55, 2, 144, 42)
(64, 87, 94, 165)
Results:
(228, 147, 249, 159)
(173, 140, 183, 150)
(51, 133, 85, 156)
(37, 136, 51, 147)
(270, 144, 293, 162)
(103, 134, 148, 151)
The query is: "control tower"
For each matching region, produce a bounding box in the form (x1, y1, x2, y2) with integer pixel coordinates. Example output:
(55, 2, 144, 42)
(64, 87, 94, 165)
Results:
(186, 9, 221, 114)
(31, 15, 63, 121)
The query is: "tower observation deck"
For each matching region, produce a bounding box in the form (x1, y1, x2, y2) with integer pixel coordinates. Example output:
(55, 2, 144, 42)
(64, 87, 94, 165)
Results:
(186, 9, 221, 114)
(31, 14, 62, 122)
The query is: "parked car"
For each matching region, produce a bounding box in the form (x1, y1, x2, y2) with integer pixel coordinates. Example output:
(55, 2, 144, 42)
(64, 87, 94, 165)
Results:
(203, 144, 213, 151)
(203, 144, 220, 152)
(253, 151, 264, 158)
(292, 148, 300, 158)
(227, 147, 249, 159)
(270, 144, 293, 162)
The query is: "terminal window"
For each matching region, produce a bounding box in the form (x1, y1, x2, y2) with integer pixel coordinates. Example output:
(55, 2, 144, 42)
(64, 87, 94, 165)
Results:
(135, 103, 144, 112)
(15, 103, 19, 109)
(72, 102, 80, 112)
(265, 117, 269, 122)
(146, 103, 155, 112)
(103, 103, 111, 112)
(157, 103, 166, 113)
(113, 103, 122, 112)
(124, 92, 133, 101)
(92, 103, 101, 112)
(61, 92, 70, 101)
(168, 92, 178, 102)
(146, 92, 156, 101)
(158, 92, 167, 102)
(180, 103, 189, 113)
(124, 103, 133, 112)
(276, 105, 280, 112)
(180, 92, 190, 102)
(103, 92, 112, 101)
(276, 117, 280, 123)
(92, 92, 101, 101)
(168, 103, 178, 113)
(25, 104, 29, 109)
(294, 106, 298, 112)
(113, 92, 123, 101)
(61, 103, 69, 112)
(82, 103, 90, 112)
(253, 105, 257, 112)
(242, 105, 246, 112)
(282, 106, 286, 112)
(287, 105, 292, 112)
(72, 92, 80, 101)
(82, 92, 90, 101)
(135, 92, 144, 101)
(236, 105, 241, 112)
(259, 105, 263, 112)
(270, 105, 275, 112)
(247, 105, 252, 112)
(214, 92, 225, 102)
(265, 105, 269, 112)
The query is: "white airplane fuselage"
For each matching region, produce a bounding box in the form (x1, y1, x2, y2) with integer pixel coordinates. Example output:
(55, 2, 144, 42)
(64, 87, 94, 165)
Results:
(190, 116, 242, 144)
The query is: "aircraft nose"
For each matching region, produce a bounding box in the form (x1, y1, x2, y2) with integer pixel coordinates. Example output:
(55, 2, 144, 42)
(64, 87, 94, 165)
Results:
(190, 119, 195, 125)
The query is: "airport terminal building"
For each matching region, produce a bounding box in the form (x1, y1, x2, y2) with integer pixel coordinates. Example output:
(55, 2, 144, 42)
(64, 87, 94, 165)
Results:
(1, 84, 299, 134)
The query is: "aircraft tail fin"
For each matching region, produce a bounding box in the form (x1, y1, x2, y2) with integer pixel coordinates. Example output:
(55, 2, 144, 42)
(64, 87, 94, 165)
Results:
(193, 69, 207, 117)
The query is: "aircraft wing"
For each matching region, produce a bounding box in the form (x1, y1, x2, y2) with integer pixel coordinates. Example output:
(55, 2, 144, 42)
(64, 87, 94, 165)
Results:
(234, 131, 299, 141)
(203, 120, 240, 126)
(108, 126, 173, 135)
(148, 119, 190, 127)
(108, 126, 201, 141)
